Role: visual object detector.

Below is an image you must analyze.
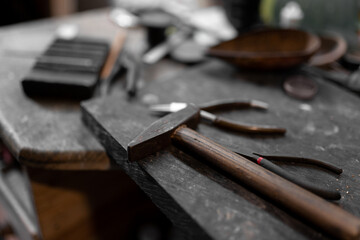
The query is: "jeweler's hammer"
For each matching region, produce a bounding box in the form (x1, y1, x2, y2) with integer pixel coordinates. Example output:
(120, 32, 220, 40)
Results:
(128, 104, 360, 240)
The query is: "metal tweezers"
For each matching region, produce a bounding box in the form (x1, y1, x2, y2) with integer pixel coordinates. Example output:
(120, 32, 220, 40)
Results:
(150, 99, 286, 134)
(237, 152, 342, 200)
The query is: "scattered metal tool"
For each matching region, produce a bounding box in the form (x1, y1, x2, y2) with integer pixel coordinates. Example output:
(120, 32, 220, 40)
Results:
(303, 65, 360, 93)
(150, 99, 286, 134)
(128, 104, 360, 240)
(152, 100, 340, 199)
(99, 32, 126, 96)
(123, 52, 141, 97)
(142, 29, 190, 65)
(99, 32, 140, 97)
(169, 39, 207, 64)
(237, 152, 342, 200)
(100, 51, 140, 97)
(109, 8, 140, 29)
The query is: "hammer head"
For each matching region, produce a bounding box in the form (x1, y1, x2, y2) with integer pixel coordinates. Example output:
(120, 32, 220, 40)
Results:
(128, 104, 200, 161)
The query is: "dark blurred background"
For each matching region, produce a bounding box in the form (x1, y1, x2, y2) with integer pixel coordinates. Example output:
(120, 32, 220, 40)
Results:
(0, 0, 108, 26)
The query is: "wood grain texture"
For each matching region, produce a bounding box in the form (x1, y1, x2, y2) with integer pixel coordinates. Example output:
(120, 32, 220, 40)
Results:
(82, 59, 360, 240)
(0, 9, 128, 169)
(81, 101, 210, 240)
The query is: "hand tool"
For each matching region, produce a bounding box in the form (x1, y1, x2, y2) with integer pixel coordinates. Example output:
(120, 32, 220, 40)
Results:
(99, 51, 139, 97)
(150, 99, 286, 134)
(152, 100, 341, 199)
(142, 29, 190, 65)
(99, 32, 140, 97)
(121, 52, 141, 97)
(128, 104, 360, 240)
(303, 64, 360, 93)
(236, 152, 342, 200)
(109, 8, 140, 29)
(99, 32, 127, 96)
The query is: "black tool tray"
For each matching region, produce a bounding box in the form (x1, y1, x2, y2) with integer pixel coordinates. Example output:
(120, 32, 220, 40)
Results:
(22, 38, 109, 99)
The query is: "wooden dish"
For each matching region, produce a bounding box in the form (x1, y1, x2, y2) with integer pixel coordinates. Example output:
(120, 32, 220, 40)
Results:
(308, 34, 347, 67)
(207, 28, 320, 70)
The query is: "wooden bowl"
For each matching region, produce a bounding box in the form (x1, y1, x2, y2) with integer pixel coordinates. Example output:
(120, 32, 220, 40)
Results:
(207, 28, 320, 70)
(308, 34, 347, 67)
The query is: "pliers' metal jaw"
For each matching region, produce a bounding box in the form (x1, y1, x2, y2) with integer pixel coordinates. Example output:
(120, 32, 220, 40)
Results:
(150, 99, 286, 134)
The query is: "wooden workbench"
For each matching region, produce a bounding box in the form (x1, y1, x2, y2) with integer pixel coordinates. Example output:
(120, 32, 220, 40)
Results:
(0, 9, 172, 240)
(0, 9, 120, 170)
(82, 57, 360, 240)
(0, 6, 359, 240)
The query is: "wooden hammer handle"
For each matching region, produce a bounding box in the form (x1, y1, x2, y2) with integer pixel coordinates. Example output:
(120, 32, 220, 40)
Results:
(172, 127, 360, 240)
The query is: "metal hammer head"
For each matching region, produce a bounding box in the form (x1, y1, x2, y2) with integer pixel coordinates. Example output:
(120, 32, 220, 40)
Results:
(128, 104, 200, 162)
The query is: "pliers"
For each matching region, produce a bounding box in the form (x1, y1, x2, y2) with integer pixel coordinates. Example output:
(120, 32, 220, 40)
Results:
(150, 99, 286, 134)
(237, 152, 342, 200)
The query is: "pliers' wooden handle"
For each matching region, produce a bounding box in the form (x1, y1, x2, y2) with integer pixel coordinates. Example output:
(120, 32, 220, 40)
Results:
(213, 116, 286, 134)
(198, 99, 286, 134)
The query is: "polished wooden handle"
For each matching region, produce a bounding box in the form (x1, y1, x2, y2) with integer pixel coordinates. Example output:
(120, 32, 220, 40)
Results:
(172, 127, 360, 240)
(213, 116, 286, 134)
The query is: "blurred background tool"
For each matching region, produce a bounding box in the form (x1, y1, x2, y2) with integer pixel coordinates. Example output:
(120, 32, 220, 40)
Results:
(109, 7, 140, 29)
(22, 37, 110, 99)
(109, 3, 237, 65)
(122, 52, 141, 97)
(139, 10, 176, 49)
(98, 31, 140, 97)
(142, 29, 190, 65)
(303, 65, 360, 93)
(99, 31, 127, 96)
(169, 39, 207, 64)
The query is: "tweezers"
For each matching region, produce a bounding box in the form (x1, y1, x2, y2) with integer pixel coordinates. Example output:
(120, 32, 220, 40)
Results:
(237, 152, 342, 200)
